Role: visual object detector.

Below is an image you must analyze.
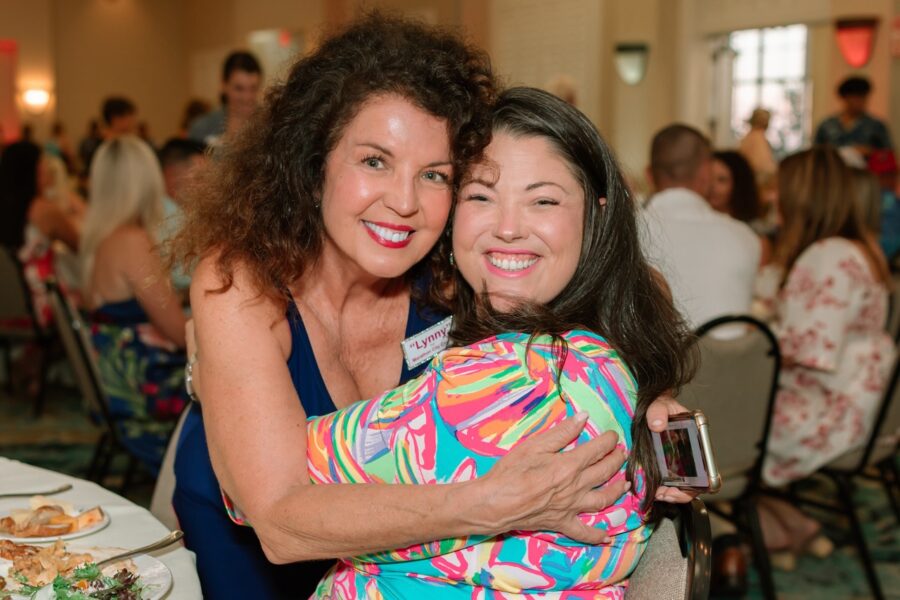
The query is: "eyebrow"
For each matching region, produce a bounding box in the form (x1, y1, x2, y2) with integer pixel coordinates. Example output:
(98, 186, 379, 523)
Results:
(359, 142, 451, 168)
(525, 181, 568, 193)
(465, 176, 497, 189)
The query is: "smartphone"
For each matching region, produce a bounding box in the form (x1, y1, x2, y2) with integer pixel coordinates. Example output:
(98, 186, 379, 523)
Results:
(651, 410, 721, 493)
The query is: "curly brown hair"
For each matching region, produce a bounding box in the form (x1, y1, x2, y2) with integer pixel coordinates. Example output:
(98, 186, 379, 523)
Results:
(171, 12, 497, 302)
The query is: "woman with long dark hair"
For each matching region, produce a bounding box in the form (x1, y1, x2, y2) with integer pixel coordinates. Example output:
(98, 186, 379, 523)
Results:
(289, 87, 694, 597)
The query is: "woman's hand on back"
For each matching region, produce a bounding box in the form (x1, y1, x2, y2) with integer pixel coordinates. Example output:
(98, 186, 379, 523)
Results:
(478, 413, 628, 545)
(647, 394, 699, 504)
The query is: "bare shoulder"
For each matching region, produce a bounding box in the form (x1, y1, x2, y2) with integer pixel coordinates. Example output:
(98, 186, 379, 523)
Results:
(101, 224, 153, 253)
(191, 253, 292, 356)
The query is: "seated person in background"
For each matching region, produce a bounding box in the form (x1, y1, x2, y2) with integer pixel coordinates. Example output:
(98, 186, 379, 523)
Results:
(814, 76, 894, 159)
(101, 96, 138, 139)
(41, 152, 87, 291)
(709, 150, 774, 265)
(81, 136, 189, 473)
(177, 99, 211, 139)
(157, 138, 206, 292)
(227, 87, 695, 599)
(0, 141, 80, 327)
(640, 124, 760, 328)
(756, 146, 895, 566)
(0, 141, 81, 398)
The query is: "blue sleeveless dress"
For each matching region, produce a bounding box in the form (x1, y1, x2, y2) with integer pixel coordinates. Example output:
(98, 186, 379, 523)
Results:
(90, 298, 188, 475)
(172, 295, 446, 599)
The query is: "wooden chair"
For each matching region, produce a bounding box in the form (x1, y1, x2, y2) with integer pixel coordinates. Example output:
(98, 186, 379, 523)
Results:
(626, 499, 712, 600)
(0, 246, 54, 414)
(680, 315, 781, 600)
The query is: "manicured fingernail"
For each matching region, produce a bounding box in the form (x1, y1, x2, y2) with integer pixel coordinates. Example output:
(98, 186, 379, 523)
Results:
(651, 419, 663, 428)
(656, 491, 665, 500)
(574, 411, 588, 422)
(623, 481, 631, 491)
(602, 536, 612, 544)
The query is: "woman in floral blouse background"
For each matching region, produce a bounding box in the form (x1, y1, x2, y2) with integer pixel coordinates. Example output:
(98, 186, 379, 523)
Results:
(754, 145, 895, 568)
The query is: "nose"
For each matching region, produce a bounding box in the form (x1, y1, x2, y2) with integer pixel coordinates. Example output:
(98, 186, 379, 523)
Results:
(492, 202, 524, 242)
(383, 173, 418, 217)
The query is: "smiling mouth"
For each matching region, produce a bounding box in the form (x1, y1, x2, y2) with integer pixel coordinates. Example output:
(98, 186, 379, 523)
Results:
(363, 221, 414, 247)
(486, 252, 539, 272)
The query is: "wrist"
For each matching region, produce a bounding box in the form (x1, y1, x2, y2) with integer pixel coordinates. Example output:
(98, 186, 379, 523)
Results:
(450, 477, 505, 537)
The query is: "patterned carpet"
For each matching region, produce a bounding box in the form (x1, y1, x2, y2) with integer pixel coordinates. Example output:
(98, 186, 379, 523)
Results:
(734, 476, 900, 599)
(0, 378, 156, 507)
(1, 375, 898, 598)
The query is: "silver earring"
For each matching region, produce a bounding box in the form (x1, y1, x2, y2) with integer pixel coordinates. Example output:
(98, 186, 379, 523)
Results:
(449, 251, 455, 267)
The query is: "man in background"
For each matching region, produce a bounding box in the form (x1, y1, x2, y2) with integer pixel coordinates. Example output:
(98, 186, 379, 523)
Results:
(739, 108, 777, 187)
(157, 138, 206, 291)
(101, 96, 138, 138)
(814, 76, 893, 163)
(188, 50, 262, 146)
(640, 124, 760, 328)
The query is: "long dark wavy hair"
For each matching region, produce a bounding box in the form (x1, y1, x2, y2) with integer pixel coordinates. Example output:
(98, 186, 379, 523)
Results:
(0, 141, 41, 249)
(428, 88, 697, 518)
(170, 12, 496, 303)
(713, 150, 762, 223)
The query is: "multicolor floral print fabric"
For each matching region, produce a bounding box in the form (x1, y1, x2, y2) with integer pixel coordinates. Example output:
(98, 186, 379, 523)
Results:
(90, 299, 188, 473)
(762, 238, 895, 485)
(306, 330, 650, 599)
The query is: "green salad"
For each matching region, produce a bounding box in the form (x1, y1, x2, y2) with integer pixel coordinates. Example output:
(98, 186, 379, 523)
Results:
(47, 563, 145, 600)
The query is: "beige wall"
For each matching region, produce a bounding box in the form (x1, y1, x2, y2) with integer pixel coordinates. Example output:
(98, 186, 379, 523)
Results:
(0, 0, 895, 160)
(607, 0, 682, 183)
(183, 0, 466, 120)
(53, 0, 189, 144)
(488, 0, 604, 124)
(0, 0, 55, 139)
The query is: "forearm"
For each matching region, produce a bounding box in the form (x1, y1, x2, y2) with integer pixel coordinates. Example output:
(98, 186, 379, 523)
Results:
(253, 478, 497, 563)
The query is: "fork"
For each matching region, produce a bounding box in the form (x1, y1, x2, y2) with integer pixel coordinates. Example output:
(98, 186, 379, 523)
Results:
(0, 483, 73, 499)
(94, 530, 184, 569)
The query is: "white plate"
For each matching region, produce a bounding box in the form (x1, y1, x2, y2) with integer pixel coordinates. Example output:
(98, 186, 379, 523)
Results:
(0, 507, 110, 543)
(23, 552, 172, 600)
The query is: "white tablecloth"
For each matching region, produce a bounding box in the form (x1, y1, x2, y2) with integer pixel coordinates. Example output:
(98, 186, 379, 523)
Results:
(0, 457, 202, 599)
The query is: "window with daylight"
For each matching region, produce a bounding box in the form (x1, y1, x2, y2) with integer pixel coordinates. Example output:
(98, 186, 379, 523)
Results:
(729, 24, 809, 158)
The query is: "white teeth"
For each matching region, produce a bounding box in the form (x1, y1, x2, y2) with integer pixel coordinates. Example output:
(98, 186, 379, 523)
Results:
(365, 222, 411, 243)
(487, 254, 538, 272)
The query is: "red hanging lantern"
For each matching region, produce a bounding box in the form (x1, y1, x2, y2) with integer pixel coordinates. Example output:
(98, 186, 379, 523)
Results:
(835, 18, 879, 68)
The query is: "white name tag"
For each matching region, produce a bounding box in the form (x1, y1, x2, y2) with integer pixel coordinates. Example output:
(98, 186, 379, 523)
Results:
(401, 316, 453, 370)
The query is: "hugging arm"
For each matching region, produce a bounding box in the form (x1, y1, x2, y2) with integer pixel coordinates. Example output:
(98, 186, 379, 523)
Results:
(191, 259, 628, 563)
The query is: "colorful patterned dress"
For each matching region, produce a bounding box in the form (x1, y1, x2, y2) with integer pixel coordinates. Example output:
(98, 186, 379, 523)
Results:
(306, 330, 650, 599)
(761, 238, 896, 485)
(90, 298, 188, 474)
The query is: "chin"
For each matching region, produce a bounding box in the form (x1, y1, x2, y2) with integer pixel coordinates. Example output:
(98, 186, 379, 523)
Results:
(361, 257, 420, 280)
(484, 290, 535, 312)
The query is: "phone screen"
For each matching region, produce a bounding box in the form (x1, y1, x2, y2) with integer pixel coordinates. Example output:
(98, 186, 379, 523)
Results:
(651, 418, 710, 488)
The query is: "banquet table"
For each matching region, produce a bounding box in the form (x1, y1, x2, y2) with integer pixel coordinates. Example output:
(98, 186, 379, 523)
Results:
(0, 457, 202, 599)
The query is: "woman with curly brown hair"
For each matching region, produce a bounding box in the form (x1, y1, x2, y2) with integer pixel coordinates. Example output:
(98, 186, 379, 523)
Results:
(172, 14, 690, 598)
